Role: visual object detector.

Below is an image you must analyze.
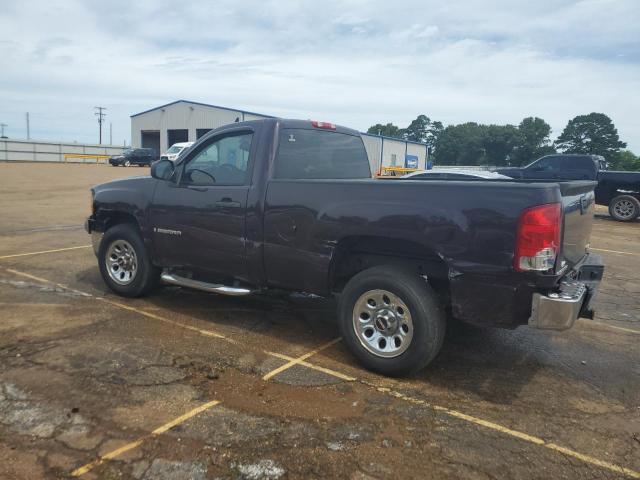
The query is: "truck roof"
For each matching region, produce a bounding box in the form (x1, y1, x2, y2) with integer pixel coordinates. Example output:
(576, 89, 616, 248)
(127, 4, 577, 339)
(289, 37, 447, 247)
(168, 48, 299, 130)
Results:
(210, 118, 363, 138)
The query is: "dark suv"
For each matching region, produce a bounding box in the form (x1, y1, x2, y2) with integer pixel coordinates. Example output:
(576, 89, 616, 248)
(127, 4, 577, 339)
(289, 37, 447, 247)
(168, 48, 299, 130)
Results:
(109, 148, 157, 167)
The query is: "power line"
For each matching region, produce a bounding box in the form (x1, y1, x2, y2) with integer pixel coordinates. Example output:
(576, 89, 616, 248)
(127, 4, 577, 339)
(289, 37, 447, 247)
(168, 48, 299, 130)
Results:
(94, 106, 107, 144)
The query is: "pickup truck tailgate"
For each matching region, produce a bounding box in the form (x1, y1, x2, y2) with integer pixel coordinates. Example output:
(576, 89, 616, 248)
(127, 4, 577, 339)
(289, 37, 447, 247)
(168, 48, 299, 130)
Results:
(558, 181, 597, 269)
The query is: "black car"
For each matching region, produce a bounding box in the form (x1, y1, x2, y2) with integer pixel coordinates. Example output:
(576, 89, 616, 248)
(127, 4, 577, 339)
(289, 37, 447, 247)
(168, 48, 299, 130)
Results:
(109, 148, 157, 167)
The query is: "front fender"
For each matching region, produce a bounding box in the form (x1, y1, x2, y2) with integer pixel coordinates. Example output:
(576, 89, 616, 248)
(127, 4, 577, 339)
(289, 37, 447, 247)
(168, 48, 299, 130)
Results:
(90, 176, 157, 239)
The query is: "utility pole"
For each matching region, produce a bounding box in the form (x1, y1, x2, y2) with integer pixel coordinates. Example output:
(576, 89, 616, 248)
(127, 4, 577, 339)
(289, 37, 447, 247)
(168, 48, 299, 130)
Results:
(109, 122, 112, 145)
(94, 106, 106, 144)
(26, 113, 30, 139)
(0, 123, 7, 138)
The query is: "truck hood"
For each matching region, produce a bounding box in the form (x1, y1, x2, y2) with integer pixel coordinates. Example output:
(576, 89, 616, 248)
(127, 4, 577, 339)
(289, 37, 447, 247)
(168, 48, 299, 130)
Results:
(93, 175, 153, 191)
(91, 176, 157, 216)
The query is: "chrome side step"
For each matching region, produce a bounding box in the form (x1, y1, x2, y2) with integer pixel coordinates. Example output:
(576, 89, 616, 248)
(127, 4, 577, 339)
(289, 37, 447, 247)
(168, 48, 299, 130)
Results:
(160, 272, 253, 296)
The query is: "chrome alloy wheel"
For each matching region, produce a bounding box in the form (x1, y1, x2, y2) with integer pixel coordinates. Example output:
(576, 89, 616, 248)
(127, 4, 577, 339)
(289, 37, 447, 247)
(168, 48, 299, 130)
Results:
(613, 199, 636, 220)
(352, 289, 414, 358)
(105, 239, 138, 285)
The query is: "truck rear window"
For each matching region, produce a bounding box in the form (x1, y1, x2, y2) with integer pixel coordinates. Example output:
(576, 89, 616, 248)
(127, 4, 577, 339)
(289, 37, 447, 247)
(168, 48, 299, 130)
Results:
(274, 129, 371, 179)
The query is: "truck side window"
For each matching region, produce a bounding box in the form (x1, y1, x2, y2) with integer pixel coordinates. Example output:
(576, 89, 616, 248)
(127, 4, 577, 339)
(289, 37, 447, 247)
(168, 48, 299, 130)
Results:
(561, 156, 592, 172)
(182, 132, 253, 186)
(530, 157, 554, 171)
(274, 129, 371, 179)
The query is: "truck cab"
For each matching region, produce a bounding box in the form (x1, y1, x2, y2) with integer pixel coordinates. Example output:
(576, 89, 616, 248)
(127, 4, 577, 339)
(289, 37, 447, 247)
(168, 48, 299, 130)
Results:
(500, 154, 601, 181)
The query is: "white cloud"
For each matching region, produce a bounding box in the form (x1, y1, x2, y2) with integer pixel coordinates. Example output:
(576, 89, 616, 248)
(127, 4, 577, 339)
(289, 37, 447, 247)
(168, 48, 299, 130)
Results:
(0, 0, 638, 151)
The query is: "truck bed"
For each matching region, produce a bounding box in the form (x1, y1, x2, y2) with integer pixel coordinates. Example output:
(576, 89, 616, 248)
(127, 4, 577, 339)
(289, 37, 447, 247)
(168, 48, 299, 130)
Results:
(263, 178, 595, 292)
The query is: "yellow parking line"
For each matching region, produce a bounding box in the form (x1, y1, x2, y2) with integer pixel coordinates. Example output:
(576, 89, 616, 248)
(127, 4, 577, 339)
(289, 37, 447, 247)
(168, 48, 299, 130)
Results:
(581, 319, 640, 335)
(266, 351, 356, 381)
(363, 382, 640, 479)
(71, 399, 221, 476)
(96, 297, 226, 339)
(262, 337, 342, 381)
(3, 267, 224, 339)
(5, 268, 92, 297)
(2, 266, 638, 478)
(590, 247, 638, 256)
(0, 245, 91, 260)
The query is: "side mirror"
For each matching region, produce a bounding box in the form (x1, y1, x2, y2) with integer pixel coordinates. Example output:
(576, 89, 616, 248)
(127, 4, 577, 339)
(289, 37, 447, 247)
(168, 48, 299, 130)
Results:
(150, 159, 175, 181)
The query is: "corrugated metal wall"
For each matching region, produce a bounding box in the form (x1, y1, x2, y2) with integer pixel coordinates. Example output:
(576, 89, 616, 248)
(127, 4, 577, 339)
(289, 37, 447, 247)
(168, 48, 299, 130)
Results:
(406, 143, 428, 169)
(360, 133, 428, 174)
(361, 135, 382, 175)
(0, 139, 124, 162)
(382, 138, 407, 169)
(131, 102, 271, 152)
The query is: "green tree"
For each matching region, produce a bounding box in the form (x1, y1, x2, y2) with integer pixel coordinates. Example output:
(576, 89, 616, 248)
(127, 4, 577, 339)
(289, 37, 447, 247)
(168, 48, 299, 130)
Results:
(435, 123, 522, 166)
(481, 124, 520, 166)
(555, 113, 626, 160)
(611, 150, 640, 171)
(403, 115, 430, 142)
(366, 123, 404, 139)
(403, 115, 444, 153)
(511, 117, 555, 166)
(434, 123, 487, 165)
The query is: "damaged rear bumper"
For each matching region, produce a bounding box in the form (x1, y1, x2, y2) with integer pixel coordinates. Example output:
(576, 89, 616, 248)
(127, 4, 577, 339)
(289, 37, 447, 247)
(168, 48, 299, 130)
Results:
(529, 252, 603, 330)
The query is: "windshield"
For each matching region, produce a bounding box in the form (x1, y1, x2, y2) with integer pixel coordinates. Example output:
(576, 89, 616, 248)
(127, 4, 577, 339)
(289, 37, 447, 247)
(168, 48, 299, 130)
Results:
(166, 145, 184, 154)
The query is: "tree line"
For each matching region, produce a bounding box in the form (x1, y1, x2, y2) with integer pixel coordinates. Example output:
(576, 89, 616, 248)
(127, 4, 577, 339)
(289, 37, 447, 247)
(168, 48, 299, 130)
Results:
(367, 112, 639, 171)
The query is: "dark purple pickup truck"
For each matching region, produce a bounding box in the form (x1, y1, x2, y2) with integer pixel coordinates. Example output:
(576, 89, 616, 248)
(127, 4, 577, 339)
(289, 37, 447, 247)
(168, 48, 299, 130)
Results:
(86, 119, 603, 376)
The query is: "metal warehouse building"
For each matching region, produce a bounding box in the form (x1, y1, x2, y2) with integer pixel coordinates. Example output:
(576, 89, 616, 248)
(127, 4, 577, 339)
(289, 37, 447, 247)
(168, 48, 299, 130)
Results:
(130, 100, 428, 174)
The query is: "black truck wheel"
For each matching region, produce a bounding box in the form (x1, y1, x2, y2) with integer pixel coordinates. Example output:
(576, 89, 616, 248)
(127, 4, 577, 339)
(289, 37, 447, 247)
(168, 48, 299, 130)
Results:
(98, 224, 159, 297)
(337, 265, 446, 376)
(609, 195, 640, 222)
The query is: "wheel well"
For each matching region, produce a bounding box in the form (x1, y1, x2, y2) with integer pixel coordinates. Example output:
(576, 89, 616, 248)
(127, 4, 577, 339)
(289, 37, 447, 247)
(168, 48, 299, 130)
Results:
(100, 210, 140, 233)
(329, 236, 450, 302)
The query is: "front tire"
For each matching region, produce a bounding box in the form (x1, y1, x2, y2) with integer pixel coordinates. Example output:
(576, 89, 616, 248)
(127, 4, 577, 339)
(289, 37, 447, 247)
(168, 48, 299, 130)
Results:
(609, 195, 640, 222)
(338, 265, 446, 376)
(98, 223, 159, 297)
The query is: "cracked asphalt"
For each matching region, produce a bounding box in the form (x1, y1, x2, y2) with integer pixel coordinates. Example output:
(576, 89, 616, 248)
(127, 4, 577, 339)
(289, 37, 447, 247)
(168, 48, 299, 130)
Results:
(0, 163, 638, 479)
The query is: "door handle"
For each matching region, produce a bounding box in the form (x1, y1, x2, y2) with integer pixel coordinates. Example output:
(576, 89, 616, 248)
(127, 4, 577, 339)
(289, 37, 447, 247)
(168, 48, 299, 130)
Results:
(214, 198, 241, 208)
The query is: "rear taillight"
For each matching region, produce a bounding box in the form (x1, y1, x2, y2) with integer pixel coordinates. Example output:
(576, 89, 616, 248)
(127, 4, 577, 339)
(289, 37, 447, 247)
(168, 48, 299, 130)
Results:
(514, 203, 561, 272)
(311, 120, 336, 130)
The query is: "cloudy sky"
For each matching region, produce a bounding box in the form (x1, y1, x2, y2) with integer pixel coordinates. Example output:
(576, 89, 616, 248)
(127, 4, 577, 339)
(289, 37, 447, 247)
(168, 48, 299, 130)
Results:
(1, 0, 638, 150)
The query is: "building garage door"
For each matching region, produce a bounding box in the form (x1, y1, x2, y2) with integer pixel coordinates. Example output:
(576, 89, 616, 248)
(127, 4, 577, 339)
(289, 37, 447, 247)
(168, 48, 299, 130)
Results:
(141, 131, 160, 157)
(167, 129, 189, 149)
(196, 128, 212, 139)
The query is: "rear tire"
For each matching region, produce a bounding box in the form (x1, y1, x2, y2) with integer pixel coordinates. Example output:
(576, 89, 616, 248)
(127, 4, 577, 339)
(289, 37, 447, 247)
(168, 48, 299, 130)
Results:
(98, 223, 160, 297)
(609, 195, 640, 222)
(337, 265, 446, 376)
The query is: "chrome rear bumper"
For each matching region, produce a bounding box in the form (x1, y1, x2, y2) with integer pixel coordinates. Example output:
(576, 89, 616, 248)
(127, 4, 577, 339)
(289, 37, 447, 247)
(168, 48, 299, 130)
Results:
(529, 281, 587, 330)
(529, 252, 603, 330)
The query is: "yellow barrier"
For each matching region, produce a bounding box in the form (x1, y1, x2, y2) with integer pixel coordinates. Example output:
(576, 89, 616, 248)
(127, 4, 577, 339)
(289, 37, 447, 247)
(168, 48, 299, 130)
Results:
(378, 166, 421, 177)
(63, 154, 111, 164)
